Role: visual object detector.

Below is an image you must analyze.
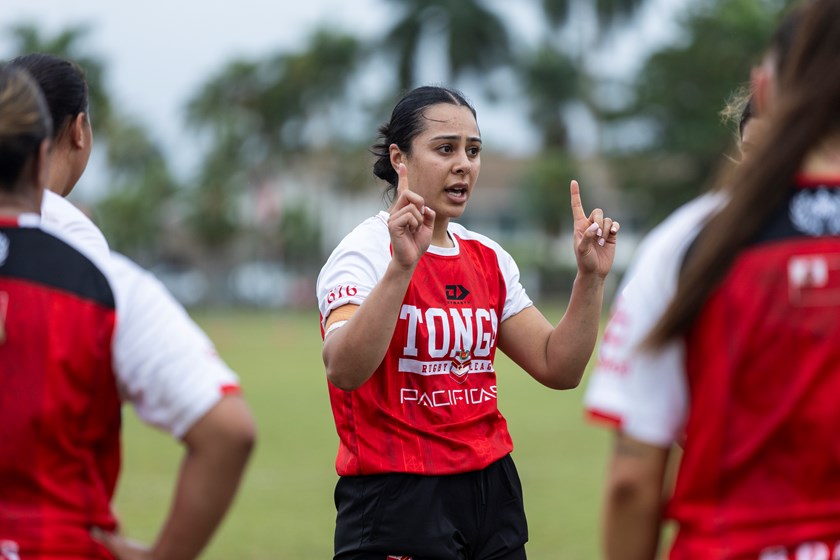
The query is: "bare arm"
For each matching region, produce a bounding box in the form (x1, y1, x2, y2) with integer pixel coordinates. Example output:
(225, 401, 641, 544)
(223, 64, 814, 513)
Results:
(94, 395, 256, 560)
(498, 181, 619, 389)
(322, 164, 435, 390)
(322, 261, 417, 390)
(498, 272, 605, 389)
(603, 432, 670, 560)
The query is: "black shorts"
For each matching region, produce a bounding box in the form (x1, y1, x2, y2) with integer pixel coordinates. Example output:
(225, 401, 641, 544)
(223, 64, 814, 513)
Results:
(334, 454, 528, 560)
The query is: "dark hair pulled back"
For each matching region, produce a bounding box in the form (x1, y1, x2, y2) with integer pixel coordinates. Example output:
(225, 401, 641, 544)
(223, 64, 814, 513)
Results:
(0, 64, 52, 189)
(9, 53, 88, 140)
(371, 85, 476, 199)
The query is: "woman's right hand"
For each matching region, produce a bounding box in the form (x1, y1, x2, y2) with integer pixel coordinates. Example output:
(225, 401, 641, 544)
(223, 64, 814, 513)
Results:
(388, 163, 435, 270)
(91, 529, 153, 560)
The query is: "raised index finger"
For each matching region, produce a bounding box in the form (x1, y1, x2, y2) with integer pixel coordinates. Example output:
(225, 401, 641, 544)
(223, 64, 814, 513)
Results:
(397, 163, 411, 195)
(570, 180, 587, 222)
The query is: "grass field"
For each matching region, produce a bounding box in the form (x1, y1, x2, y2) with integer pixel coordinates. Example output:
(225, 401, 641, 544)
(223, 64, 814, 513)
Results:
(114, 307, 615, 559)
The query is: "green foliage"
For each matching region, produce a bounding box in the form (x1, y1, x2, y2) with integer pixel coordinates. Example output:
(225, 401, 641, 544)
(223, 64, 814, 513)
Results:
(184, 137, 242, 250)
(382, 0, 512, 89)
(6, 24, 178, 258)
(184, 30, 365, 253)
(186, 30, 363, 158)
(279, 204, 322, 269)
(522, 149, 580, 236)
(611, 0, 785, 225)
(6, 23, 114, 133)
(541, 0, 648, 33)
(6, 0, 790, 261)
(591, 0, 649, 31)
(517, 42, 579, 148)
(94, 119, 177, 255)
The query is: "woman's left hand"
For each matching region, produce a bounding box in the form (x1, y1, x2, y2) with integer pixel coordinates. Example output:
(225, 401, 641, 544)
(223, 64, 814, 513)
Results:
(570, 180, 619, 278)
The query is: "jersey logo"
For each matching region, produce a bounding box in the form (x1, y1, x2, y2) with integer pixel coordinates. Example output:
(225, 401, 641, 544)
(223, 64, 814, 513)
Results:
(0, 292, 8, 345)
(450, 349, 472, 384)
(788, 254, 840, 306)
(789, 188, 840, 236)
(445, 284, 470, 301)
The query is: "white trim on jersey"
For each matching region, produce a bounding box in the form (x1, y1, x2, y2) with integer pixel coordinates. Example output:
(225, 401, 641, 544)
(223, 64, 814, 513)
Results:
(584, 193, 724, 447)
(317, 211, 533, 329)
(108, 253, 239, 438)
(398, 357, 494, 375)
(40, 192, 239, 439)
(41, 190, 110, 262)
(446, 220, 533, 322)
(17, 213, 41, 228)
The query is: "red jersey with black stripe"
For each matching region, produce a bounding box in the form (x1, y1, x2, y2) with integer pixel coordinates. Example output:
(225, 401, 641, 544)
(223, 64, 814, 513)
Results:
(672, 178, 840, 558)
(317, 212, 533, 475)
(0, 216, 119, 559)
(586, 178, 840, 558)
(0, 203, 241, 559)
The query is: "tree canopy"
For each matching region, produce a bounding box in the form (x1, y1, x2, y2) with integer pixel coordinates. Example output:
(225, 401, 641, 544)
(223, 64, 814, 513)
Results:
(2, 0, 793, 271)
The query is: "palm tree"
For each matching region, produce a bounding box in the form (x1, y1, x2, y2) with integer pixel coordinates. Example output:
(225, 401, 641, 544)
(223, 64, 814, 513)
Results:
(611, 0, 784, 224)
(519, 42, 579, 149)
(510, 0, 651, 272)
(382, 0, 512, 90)
(6, 23, 178, 259)
(184, 28, 365, 259)
(532, 0, 650, 138)
(94, 118, 178, 258)
(187, 29, 364, 164)
(541, 0, 648, 35)
(7, 23, 114, 134)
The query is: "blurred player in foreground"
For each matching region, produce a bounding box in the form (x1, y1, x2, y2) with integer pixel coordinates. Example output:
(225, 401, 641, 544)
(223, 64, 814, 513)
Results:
(585, 1, 840, 558)
(0, 56, 256, 560)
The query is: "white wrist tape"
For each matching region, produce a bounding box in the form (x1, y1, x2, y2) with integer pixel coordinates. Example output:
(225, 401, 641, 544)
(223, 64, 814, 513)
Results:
(324, 320, 348, 338)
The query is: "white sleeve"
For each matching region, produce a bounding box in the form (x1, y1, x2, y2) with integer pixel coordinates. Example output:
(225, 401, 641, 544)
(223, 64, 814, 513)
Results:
(316, 216, 391, 328)
(449, 224, 533, 321)
(584, 194, 723, 447)
(584, 270, 688, 447)
(40, 190, 110, 263)
(108, 253, 240, 438)
(497, 246, 533, 321)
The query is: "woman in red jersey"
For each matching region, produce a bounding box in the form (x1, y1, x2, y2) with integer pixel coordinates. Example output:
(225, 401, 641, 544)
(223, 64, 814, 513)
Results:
(0, 63, 255, 560)
(588, 2, 840, 558)
(317, 85, 620, 559)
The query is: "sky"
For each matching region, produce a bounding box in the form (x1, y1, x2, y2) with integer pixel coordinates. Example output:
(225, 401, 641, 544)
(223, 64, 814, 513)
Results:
(2, 0, 690, 197)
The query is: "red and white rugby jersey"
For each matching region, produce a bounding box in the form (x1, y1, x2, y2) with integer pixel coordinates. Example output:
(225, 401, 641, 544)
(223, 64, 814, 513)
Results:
(106, 253, 241, 439)
(0, 216, 239, 559)
(586, 179, 840, 558)
(317, 211, 533, 476)
(584, 193, 723, 442)
(41, 191, 240, 439)
(41, 190, 110, 261)
(0, 214, 120, 559)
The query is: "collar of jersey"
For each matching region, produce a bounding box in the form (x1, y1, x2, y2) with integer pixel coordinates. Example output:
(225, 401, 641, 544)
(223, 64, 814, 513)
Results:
(795, 174, 840, 189)
(426, 232, 460, 256)
(0, 213, 40, 228)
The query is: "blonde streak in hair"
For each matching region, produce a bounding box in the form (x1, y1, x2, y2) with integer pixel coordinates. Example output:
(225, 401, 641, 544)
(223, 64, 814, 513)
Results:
(719, 85, 750, 125)
(0, 70, 48, 138)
